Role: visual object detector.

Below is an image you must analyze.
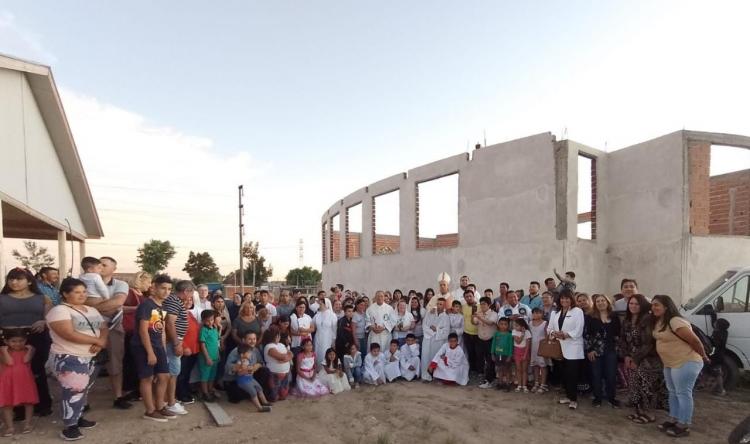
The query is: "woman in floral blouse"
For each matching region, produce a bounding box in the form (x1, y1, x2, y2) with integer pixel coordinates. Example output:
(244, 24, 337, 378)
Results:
(584, 294, 621, 408)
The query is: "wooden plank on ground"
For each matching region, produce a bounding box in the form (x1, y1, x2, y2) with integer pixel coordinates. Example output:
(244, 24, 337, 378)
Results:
(203, 401, 233, 427)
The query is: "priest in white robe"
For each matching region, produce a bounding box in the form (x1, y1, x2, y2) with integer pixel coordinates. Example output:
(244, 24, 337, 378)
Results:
(426, 272, 454, 311)
(420, 297, 450, 381)
(399, 334, 420, 381)
(430, 333, 470, 386)
(366, 291, 396, 349)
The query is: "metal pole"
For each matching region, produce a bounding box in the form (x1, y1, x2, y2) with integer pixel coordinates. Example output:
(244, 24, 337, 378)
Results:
(252, 260, 256, 289)
(239, 185, 244, 296)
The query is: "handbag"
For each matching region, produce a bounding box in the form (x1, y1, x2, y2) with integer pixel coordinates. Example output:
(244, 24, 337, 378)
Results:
(538, 336, 563, 360)
(63, 304, 110, 366)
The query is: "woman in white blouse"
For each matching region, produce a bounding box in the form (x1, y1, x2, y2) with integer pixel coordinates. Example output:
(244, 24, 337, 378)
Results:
(547, 289, 585, 410)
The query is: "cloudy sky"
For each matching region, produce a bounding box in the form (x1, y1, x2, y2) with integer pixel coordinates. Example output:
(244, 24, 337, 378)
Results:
(1, 1, 749, 279)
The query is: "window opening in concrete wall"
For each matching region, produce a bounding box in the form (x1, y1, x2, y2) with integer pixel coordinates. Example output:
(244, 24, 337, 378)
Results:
(708, 145, 750, 236)
(577, 154, 596, 240)
(416, 173, 459, 249)
(330, 213, 341, 262)
(373, 190, 400, 255)
(346, 203, 363, 259)
(321, 221, 328, 265)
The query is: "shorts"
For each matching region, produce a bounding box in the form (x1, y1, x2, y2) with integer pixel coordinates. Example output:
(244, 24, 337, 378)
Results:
(132, 344, 169, 379)
(513, 346, 528, 365)
(493, 354, 512, 371)
(166, 343, 182, 377)
(106, 328, 125, 376)
(237, 376, 262, 397)
(198, 354, 219, 382)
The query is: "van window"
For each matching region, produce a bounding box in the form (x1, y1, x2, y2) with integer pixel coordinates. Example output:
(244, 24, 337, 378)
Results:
(715, 275, 750, 313)
(683, 270, 737, 310)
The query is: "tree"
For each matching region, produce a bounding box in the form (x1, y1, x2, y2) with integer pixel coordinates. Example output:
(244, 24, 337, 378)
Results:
(183, 251, 221, 284)
(136, 239, 176, 275)
(12, 241, 55, 273)
(221, 241, 273, 287)
(285, 266, 321, 286)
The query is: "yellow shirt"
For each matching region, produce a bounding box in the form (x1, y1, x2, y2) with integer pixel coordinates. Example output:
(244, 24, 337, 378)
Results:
(653, 317, 703, 368)
(462, 304, 478, 336)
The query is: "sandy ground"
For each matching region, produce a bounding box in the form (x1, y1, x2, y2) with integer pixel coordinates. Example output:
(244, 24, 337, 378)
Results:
(9, 376, 749, 444)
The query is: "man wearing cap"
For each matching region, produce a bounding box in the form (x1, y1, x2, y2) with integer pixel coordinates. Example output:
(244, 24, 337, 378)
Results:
(426, 272, 454, 311)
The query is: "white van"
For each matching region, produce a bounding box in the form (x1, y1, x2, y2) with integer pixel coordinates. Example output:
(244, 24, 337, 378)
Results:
(681, 266, 750, 389)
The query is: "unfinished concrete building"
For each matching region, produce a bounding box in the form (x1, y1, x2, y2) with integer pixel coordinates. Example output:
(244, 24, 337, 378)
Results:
(320, 131, 750, 302)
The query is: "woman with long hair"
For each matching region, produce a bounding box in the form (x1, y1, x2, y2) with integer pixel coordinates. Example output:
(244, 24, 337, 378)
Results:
(650, 295, 709, 438)
(423, 288, 435, 309)
(262, 326, 292, 401)
(547, 289, 585, 410)
(585, 294, 621, 407)
(620, 294, 667, 425)
(0, 268, 52, 417)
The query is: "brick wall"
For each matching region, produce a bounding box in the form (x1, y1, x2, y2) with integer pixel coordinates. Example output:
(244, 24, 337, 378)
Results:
(374, 234, 400, 254)
(689, 141, 711, 235)
(417, 233, 459, 249)
(346, 232, 361, 258)
(331, 230, 341, 262)
(709, 169, 750, 235)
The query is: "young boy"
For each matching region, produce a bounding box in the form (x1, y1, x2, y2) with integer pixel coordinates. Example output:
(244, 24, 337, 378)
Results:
(491, 317, 514, 391)
(448, 300, 465, 346)
(363, 343, 386, 385)
(383, 339, 402, 382)
(132, 274, 174, 422)
(79, 256, 109, 299)
(344, 343, 363, 388)
(428, 332, 469, 385)
(399, 334, 421, 381)
(553, 268, 577, 296)
(198, 310, 220, 402)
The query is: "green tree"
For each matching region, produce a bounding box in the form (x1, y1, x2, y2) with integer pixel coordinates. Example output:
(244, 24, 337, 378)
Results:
(183, 251, 221, 284)
(11, 241, 55, 273)
(136, 239, 176, 275)
(285, 266, 321, 286)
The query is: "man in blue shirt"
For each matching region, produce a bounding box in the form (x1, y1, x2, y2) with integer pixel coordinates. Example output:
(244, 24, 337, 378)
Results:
(520, 281, 543, 311)
(37, 267, 61, 305)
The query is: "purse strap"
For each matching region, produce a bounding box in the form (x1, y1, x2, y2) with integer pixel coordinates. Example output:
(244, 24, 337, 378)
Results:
(62, 304, 98, 336)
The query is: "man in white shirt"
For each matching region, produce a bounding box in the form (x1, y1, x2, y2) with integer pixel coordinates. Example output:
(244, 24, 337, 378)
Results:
(259, 289, 278, 321)
(366, 291, 396, 349)
(452, 275, 470, 304)
(192, 285, 212, 319)
(500, 291, 531, 324)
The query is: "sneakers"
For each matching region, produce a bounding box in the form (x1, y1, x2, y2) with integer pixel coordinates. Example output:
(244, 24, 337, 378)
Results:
(522, 387, 529, 393)
(113, 397, 132, 410)
(177, 396, 195, 405)
(60, 426, 83, 441)
(537, 385, 549, 393)
(77, 417, 97, 429)
(609, 399, 622, 409)
(569, 401, 578, 410)
(559, 398, 571, 405)
(514, 385, 523, 393)
(166, 403, 188, 416)
(159, 408, 177, 419)
(592, 398, 602, 407)
(142, 411, 168, 423)
(479, 380, 497, 389)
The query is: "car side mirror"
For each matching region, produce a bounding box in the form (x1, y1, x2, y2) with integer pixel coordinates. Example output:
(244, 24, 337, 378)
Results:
(697, 303, 717, 316)
(715, 296, 725, 313)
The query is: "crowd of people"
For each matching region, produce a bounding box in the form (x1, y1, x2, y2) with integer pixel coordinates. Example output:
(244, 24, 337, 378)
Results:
(0, 259, 725, 441)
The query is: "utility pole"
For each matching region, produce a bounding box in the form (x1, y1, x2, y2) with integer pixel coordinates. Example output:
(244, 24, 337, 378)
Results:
(252, 259, 256, 289)
(238, 185, 245, 296)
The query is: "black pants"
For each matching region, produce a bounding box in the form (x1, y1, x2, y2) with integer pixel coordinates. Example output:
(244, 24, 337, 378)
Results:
(561, 358, 583, 401)
(176, 354, 198, 400)
(477, 338, 495, 382)
(462, 333, 480, 373)
(122, 332, 138, 393)
(29, 330, 52, 413)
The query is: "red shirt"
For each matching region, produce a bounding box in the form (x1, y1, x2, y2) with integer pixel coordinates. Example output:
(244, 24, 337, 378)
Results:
(123, 289, 144, 334)
(183, 311, 200, 354)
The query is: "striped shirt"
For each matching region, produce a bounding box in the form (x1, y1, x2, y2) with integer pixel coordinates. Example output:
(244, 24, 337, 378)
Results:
(163, 294, 188, 340)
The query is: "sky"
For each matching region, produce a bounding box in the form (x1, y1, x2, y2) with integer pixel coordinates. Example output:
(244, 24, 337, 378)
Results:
(1, 1, 750, 279)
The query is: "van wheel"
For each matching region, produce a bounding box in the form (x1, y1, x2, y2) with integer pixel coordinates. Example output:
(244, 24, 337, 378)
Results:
(723, 355, 740, 391)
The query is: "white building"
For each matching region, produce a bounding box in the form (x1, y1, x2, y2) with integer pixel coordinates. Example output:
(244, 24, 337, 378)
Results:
(0, 53, 103, 282)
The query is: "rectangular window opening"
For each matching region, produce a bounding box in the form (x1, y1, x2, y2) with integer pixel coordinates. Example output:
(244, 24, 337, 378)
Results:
(330, 213, 341, 262)
(708, 144, 750, 236)
(416, 173, 459, 250)
(346, 203, 363, 259)
(577, 154, 596, 240)
(321, 221, 328, 265)
(373, 190, 400, 255)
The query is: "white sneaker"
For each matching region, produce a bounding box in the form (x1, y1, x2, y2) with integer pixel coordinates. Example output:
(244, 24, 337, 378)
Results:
(569, 401, 578, 410)
(479, 381, 492, 389)
(167, 402, 188, 415)
(559, 398, 571, 405)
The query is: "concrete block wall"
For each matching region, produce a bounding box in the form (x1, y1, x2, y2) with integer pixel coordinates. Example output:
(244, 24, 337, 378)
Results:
(321, 130, 750, 302)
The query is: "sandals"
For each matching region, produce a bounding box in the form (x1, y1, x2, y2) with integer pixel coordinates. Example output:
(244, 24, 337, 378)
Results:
(628, 413, 655, 424)
(1, 429, 13, 438)
(666, 425, 690, 437)
(22, 425, 33, 434)
(658, 421, 677, 432)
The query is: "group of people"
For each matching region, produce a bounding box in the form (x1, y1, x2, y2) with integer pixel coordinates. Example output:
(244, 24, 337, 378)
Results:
(0, 260, 721, 441)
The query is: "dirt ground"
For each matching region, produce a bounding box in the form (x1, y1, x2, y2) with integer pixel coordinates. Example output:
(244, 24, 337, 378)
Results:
(11, 376, 749, 444)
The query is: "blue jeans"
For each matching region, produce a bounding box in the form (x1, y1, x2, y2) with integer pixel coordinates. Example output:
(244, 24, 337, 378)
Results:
(591, 349, 617, 402)
(663, 361, 703, 425)
(357, 337, 367, 357)
(346, 366, 363, 384)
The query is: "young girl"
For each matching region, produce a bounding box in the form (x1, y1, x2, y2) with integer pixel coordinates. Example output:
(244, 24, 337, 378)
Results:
(512, 318, 532, 392)
(491, 318, 513, 391)
(343, 343, 363, 388)
(294, 339, 329, 397)
(0, 329, 38, 436)
(318, 348, 351, 394)
(198, 310, 220, 402)
(529, 308, 549, 393)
